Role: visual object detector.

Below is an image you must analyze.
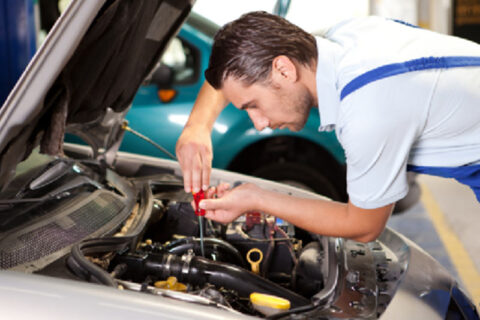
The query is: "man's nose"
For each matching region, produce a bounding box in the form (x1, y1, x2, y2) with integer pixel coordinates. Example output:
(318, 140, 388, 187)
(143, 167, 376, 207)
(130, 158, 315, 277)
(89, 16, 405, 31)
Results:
(249, 111, 269, 131)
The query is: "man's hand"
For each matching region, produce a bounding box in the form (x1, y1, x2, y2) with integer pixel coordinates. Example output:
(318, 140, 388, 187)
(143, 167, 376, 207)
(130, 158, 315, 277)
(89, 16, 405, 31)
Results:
(175, 81, 229, 193)
(176, 125, 213, 193)
(197, 183, 260, 224)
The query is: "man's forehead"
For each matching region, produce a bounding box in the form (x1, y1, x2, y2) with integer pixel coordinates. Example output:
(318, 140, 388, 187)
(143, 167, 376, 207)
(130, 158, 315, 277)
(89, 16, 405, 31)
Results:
(222, 77, 253, 103)
(223, 76, 250, 90)
(224, 76, 272, 94)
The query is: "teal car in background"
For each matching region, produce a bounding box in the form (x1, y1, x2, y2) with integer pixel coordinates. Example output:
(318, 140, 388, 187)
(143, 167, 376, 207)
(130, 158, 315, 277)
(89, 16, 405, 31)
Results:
(122, 12, 349, 201)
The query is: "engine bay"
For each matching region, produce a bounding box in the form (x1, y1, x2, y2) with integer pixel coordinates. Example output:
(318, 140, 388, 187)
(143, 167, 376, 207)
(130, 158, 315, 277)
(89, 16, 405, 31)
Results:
(66, 173, 328, 317)
(0, 153, 399, 319)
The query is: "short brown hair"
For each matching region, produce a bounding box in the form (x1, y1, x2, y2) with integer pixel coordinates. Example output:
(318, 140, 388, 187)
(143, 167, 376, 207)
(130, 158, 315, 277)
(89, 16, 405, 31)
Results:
(205, 11, 317, 89)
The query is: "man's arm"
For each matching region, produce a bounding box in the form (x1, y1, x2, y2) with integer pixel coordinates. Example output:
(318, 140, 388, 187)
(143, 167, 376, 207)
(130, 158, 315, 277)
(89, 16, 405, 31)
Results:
(200, 183, 394, 242)
(176, 81, 229, 193)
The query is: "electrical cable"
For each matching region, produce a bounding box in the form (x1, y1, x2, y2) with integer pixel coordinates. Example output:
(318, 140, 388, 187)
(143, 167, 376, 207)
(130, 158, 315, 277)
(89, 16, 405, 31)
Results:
(265, 303, 318, 320)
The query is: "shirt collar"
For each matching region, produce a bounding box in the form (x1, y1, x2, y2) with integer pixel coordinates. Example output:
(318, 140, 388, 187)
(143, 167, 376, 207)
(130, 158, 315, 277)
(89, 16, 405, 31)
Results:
(315, 36, 343, 132)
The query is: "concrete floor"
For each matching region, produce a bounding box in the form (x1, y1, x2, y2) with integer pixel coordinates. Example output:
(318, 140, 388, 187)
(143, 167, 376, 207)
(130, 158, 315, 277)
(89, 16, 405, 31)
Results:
(420, 175, 480, 270)
(387, 174, 480, 308)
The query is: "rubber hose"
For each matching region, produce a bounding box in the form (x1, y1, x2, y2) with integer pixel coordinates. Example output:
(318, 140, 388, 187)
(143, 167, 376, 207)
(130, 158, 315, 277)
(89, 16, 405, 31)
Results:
(117, 252, 310, 308)
(68, 237, 132, 287)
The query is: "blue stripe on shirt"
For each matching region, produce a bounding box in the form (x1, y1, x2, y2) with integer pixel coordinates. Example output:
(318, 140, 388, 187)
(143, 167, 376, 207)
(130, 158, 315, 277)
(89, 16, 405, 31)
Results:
(340, 56, 480, 101)
(391, 19, 420, 28)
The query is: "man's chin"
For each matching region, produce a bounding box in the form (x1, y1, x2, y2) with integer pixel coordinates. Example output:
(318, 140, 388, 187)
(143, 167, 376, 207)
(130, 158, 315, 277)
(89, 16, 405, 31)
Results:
(287, 125, 302, 132)
(290, 121, 308, 132)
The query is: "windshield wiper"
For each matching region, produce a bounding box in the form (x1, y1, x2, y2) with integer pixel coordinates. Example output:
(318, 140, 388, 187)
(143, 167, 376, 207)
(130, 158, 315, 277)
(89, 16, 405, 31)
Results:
(0, 176, 102, 207)
(29, 160, 72, 190)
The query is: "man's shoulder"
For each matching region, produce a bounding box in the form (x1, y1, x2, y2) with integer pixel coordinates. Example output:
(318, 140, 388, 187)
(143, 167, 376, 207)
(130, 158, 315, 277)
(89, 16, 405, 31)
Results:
(324, 16, 392, 37)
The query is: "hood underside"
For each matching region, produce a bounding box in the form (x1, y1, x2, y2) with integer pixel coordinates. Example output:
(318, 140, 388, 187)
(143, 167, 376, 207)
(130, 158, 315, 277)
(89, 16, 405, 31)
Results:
(0, 0, 193, 189)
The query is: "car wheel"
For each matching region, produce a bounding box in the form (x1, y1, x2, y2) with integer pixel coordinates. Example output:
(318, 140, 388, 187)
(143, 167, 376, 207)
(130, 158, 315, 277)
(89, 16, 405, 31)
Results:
(251, 162, 346, 201)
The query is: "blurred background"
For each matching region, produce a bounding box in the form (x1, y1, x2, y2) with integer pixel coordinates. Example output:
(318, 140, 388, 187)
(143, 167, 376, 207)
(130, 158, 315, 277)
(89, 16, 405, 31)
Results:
(2, 0, 479, 105)
(193, 0, 454, 35)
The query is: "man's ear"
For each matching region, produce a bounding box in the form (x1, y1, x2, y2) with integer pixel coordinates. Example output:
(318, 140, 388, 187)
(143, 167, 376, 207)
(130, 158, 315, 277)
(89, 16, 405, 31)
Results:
(271, 55, 298, 83)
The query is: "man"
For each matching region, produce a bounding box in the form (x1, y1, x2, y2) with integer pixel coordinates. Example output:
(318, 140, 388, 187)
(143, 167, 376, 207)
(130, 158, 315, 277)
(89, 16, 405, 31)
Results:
(175, 11, 480, 242)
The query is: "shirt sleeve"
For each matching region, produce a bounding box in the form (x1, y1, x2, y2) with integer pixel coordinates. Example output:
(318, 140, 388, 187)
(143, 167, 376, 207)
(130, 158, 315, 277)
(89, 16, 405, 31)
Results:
(336, 74, 428, 209)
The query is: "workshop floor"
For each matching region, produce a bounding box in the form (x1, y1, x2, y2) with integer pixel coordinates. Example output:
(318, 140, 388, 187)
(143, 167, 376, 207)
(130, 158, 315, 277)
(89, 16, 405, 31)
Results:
(387, 174, 480, 308)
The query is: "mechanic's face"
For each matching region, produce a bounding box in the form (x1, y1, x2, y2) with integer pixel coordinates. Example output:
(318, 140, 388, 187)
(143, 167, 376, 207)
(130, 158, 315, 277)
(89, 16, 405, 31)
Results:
(222, 76, 314, 132)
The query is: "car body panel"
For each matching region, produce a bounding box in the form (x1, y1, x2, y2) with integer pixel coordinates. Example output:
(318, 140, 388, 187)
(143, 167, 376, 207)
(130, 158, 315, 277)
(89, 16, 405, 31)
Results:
(0, 270, 255, 320)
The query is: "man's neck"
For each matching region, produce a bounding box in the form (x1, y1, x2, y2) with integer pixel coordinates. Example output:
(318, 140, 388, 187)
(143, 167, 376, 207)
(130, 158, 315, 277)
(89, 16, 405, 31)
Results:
(302, 59, 318, 105)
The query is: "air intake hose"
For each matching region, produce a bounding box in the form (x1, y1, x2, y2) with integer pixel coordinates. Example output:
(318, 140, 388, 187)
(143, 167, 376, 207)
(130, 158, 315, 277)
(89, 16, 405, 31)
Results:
(115, 252, 310, 308)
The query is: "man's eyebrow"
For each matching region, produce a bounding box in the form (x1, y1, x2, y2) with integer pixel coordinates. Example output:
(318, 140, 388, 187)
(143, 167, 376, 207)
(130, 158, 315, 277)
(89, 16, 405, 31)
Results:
(240, 101, 255, 110)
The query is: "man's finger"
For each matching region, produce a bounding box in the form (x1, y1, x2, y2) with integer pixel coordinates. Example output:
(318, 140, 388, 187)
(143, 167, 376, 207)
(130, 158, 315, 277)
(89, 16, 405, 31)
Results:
(199, 198, 225, 211)
(204, 210, 226, 224)
(178, 146, 194, 193)
(182, 162, 192, 193)
(205, 186, 217, 199)
(200, 146, 212, 191)
(216, 183, 231, 197)
(191, 153, 203, 193)
(201, 160, 211, 191)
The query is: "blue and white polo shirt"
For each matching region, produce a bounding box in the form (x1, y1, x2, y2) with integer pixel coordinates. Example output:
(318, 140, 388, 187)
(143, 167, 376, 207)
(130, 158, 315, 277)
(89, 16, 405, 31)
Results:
(315, 16, 480, 208)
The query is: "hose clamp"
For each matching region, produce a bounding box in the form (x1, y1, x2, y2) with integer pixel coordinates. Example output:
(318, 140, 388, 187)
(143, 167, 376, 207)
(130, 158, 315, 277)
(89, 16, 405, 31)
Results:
(162, 254, 174, 278)
(181, 249, 195, 276)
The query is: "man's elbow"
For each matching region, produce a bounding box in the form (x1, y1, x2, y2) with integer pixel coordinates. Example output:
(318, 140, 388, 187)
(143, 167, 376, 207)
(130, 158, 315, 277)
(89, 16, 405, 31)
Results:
(347, 202, 393, 243)
(351, 229, 383, 243)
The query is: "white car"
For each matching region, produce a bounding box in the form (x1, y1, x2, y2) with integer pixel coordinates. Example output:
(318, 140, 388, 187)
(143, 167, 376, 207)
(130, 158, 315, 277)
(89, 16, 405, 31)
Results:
(0, 1, 477, 319)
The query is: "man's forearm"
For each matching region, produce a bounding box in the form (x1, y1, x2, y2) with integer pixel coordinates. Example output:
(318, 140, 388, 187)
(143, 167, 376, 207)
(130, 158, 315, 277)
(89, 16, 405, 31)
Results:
(184, 81, 229, 131)
(253, 188, 393, 242)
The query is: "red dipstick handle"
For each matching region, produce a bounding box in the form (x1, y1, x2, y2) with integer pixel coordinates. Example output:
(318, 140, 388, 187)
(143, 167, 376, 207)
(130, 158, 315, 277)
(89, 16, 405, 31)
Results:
(193, 190, 206, 216)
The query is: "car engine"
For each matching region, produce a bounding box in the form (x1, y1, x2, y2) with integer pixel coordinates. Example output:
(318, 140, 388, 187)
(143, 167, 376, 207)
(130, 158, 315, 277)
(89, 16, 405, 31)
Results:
(64, 172, 326, 317)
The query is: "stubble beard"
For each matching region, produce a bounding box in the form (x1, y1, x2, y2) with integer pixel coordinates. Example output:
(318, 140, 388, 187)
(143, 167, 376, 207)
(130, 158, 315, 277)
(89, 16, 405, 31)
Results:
(290, 86, 315, 131)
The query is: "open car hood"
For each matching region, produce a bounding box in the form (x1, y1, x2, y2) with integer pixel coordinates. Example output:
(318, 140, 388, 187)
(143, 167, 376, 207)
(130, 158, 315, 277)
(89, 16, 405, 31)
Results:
(0, 0, 194, 190)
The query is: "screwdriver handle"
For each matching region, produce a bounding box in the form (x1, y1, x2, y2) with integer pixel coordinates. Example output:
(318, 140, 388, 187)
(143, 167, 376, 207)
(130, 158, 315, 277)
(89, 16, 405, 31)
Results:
(193, 190, 206, 216)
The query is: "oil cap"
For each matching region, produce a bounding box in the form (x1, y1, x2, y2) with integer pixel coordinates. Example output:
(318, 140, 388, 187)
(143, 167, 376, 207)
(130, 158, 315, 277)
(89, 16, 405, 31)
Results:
(250, 292, 291, 316)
